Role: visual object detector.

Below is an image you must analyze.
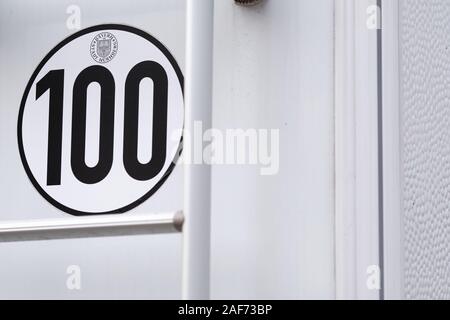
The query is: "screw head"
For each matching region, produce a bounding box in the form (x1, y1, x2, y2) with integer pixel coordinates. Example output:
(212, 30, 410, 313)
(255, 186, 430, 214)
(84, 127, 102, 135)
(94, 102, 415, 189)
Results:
(235, 0, 263, 6)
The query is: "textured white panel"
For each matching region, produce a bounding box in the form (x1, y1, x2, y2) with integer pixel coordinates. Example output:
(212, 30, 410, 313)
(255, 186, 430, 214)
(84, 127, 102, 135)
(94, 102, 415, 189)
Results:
(400, 0, 450, 299)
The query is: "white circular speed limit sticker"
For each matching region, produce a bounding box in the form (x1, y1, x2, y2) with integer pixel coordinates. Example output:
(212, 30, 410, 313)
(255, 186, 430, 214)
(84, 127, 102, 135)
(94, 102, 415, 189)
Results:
(18, 25, 184, 216)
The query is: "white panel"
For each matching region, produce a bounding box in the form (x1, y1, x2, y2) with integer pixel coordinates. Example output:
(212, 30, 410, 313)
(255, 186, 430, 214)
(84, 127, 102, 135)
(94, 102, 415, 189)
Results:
(399, 0, 450, 299)
(381, 0, 405, 300)
(0, 0, 336, 299)
(211, 0, 335, 299)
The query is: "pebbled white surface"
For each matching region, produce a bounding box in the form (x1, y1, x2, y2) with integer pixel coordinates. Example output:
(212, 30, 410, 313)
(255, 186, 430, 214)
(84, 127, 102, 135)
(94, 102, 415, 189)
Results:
(400, 0, 450, 299)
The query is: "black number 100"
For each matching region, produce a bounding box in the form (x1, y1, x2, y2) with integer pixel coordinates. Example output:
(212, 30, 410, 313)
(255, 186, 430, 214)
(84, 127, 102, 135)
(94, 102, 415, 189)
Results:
(36, 61, 168, 186)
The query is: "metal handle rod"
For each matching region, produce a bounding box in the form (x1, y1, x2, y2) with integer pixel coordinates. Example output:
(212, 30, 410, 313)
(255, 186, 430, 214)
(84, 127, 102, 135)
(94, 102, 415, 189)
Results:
(0, 211, 184, 242)
(182, 0, 214, 300)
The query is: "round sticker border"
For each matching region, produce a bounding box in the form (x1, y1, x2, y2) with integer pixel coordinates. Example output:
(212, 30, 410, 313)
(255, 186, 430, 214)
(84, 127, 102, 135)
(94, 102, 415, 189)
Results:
(18, 24, 184, 216)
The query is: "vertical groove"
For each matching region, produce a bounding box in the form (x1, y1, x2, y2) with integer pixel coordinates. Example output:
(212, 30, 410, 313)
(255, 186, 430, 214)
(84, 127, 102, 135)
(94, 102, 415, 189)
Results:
(377, 0, 385, 301)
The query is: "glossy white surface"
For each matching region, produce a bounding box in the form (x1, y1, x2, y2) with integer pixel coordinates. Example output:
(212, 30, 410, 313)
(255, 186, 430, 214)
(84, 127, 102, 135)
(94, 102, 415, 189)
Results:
(399, 0, 450, 300)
